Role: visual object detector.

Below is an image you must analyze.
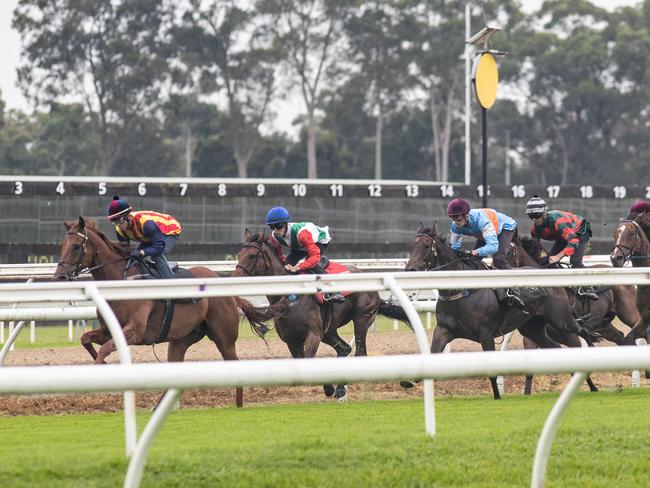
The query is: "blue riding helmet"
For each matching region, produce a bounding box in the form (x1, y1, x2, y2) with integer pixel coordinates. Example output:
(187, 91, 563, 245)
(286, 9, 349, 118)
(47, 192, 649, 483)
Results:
(265, 207, 291, 225)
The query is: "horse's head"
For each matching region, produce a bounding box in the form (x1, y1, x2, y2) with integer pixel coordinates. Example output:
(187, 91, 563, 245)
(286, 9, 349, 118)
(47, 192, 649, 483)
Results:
(233, 229, 284, 277)
(405, 222, 439, 271)
(54, 217, 97, 281)
(611, 219, 644, 267)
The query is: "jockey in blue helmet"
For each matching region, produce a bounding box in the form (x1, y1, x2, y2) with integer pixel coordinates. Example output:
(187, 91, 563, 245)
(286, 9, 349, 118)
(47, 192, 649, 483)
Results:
(265, 206, 344, 303)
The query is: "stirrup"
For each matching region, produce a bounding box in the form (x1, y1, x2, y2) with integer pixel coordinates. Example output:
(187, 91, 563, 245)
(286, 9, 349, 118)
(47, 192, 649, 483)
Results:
(324, 293, 346, 303)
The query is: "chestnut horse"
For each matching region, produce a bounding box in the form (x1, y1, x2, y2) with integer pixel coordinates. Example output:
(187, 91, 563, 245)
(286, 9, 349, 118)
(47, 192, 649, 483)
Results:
(405, 224, 598, 399)
(611, 219, 650, 349)
(54, 217, 272, 406)
(233, 230, 410, 400)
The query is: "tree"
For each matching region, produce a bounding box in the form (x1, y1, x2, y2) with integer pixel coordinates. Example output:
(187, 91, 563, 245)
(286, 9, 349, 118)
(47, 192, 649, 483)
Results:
(173, 0, 280, 178)
(257, 0, 356, 178)
(14, 0, 173, 175)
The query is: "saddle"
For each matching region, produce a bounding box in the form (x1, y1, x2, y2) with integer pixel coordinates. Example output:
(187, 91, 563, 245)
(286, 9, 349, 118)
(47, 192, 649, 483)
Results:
(310, 259, 352, 305)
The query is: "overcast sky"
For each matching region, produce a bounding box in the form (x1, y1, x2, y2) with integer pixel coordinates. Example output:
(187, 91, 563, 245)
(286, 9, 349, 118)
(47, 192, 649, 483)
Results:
(0, 0, 641, 121)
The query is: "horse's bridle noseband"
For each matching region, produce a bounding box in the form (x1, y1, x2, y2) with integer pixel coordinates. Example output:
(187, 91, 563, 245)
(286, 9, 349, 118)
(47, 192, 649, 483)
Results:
(56, 231, 90, 280)
(235, 241, 271, 276)
(612, 220, 641, 264)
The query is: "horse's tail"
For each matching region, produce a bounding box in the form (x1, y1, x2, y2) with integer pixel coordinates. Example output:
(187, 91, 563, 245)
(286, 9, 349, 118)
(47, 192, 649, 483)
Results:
(235, 297, 276, 340)
(378, 300, 413, 330)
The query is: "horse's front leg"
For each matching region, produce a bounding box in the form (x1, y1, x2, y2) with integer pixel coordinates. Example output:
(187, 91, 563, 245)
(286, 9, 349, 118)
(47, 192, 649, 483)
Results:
(95, 323, 141, 364)
(80, 328, 111, 361)
(322, 329, 353, 399)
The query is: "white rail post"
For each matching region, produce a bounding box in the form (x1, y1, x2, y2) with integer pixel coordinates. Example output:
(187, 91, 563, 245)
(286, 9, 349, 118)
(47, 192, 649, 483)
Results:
(632, 338, 647, 387)
(383, 274, 435, 436)
(84, 284, 137, 458)
(0, 321, 26, 365)
(496, 331, 515, 396)
(68, 320, 73, 341)
(531, 372, 587, 488)
(30, 321, 35, 343)
(0, 321, 4, 343)
(124, 388, 182, 488)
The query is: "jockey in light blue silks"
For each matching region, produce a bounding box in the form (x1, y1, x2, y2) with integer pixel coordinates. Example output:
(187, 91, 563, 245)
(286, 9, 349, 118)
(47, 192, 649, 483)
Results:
(446, 197, 524, 307)
(447, 198, 517, 270)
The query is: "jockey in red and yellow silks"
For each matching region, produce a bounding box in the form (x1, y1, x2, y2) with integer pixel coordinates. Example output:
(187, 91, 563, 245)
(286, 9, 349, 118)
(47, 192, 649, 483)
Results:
(106, 195, 181, 279)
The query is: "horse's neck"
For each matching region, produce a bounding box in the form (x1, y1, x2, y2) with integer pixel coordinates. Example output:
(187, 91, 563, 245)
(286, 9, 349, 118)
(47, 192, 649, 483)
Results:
(632, 233, 650, 267)
(516, 246, 540, 268)
(433, 248, 470, 271)
(87, 234, 128, 281)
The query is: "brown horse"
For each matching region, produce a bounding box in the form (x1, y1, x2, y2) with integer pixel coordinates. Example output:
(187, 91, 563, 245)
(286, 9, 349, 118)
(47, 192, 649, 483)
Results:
(611, 219, 650, 349)
(54, 217, 272, 406)
(510, 235, 640, 393)
(404, 224, 599, 399)
(233, 230, 410, 400)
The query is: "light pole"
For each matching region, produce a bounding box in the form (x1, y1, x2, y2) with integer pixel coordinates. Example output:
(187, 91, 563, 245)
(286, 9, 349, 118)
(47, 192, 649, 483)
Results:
(466, 26, 505, 208)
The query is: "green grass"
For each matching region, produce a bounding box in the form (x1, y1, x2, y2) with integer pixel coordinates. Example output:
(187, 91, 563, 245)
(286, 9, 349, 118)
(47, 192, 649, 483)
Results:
(3, 314, 424, 350)
(0, 389, 648, 487)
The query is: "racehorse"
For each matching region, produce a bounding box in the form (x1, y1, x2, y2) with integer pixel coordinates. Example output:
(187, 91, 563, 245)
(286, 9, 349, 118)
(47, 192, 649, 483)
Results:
(405, 224, 598, 399)
(233, 230, 410, 400)
(510, 235, 640, 393)
(610, 219, 650, 350)
(54, 217, 272, 407)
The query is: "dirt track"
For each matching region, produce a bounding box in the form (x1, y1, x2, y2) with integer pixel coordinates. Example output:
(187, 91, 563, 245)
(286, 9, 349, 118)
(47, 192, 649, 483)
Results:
(0, 329, 646, 415)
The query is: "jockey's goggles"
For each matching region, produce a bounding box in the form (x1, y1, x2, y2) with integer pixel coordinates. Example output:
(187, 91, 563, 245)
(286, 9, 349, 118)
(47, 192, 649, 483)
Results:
(269, 223, 286, 230)
(449, 214, 466, 223)
(527, 213, 544, 220)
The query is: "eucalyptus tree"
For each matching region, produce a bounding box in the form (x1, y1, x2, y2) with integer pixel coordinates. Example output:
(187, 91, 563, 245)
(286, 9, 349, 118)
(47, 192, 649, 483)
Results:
(173, 0, 280, 178)
(344, 1, 411, 179)
(13, 0, 174, 176)
(257, 0, 358, 178)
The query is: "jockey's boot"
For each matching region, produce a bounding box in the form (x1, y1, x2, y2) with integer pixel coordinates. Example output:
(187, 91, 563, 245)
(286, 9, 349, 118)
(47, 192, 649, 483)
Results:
(577, 286, 599, 301)
(324, 292, 346, 303)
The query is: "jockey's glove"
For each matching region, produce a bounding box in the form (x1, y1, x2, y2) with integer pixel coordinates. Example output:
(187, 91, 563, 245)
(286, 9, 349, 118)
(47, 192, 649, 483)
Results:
(130, 249, 145, 259)
(461, 249, 479, 260)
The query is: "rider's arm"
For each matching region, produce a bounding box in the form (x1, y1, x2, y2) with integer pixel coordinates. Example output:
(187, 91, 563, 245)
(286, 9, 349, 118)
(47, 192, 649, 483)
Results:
(296, 230, 321, 270)
(449, 224, 463, 250)
(139, 221, 166, 257)
(558, 222, 580, 256)
(475, 220, 499, 257)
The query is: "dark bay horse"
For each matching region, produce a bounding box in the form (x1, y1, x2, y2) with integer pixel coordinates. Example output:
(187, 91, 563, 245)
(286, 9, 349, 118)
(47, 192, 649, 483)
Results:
(611, 219, 650, 349)
(510, 236, 640, 393)
(405, 225, 598, 400)
(54, 217, 271, 406)
(233, 230, 410, 400)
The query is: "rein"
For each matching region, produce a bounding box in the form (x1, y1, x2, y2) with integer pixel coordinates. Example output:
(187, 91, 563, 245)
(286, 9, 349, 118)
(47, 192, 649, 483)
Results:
(612, 220, 650, 263)
(415, 234, 471, 271)
(235, 241, 272, 276)
(57, 230, 127, 280)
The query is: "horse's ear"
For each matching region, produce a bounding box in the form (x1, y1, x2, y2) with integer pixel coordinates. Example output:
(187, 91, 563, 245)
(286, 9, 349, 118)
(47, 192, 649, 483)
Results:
(78, 216, 85, 231)
(63, 220, 73, 231)
(416, 222, 424, 234)
(244, 228, 252, 242)
(432, 221, 438, 236)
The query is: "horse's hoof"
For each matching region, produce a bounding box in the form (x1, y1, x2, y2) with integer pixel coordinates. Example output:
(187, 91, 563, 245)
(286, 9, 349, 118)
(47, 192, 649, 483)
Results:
(334, 385, 347, 400)
(323, 384, 335, 397)
(400, 380, 415, 389)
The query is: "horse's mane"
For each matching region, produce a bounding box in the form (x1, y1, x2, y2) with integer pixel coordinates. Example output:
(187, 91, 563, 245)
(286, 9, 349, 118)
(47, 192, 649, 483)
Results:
(69, 218, 131, 257)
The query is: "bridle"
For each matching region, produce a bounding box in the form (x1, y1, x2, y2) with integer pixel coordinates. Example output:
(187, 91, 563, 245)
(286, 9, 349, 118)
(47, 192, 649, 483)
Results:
(414, 234, 465, 271)
(611, 220, 644, 264)
(235, 240, 271, 276)
(56, 230, 91, 280)
(56, 228, 127, 280)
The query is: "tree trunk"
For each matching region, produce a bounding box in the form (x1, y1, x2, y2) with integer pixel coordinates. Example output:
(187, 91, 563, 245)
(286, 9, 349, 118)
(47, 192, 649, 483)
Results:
(429, 89, 442, 181)
(183, 124, 193, 178)
(374, 107, 383, 179)
(553, 123, 570, 185)
(307, 105, 317, 179)
(441, 75, 458, 182)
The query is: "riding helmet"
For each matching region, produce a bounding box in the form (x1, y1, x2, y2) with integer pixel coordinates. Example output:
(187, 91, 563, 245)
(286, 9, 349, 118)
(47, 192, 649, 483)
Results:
(525, 195, 547, 215)
(629, 200, 650, 214)
(106, 195, 132, 221)
(265, 207, 291, 225)
(446, 198, 471, 216)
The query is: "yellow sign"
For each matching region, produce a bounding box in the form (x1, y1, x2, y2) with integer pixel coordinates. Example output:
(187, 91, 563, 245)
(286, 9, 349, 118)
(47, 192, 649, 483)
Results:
(473, 53, 499, 109)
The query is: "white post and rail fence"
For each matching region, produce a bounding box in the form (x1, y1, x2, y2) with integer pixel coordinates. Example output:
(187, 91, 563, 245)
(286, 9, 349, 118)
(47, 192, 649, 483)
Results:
(0, 268, 648, 488)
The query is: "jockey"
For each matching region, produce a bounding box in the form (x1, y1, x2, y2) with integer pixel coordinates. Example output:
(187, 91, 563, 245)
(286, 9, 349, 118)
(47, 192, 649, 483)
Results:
(525, 195, 598, 300)
(265, 206, 345, 303)
(447, 197, 517, 270)
(106, 195, 181, 279)
(626, 200, 650, 240)
(446, 197, 524, 307)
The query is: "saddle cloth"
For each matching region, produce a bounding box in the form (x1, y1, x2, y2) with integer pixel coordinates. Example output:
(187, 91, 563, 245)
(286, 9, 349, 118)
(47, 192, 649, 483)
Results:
(300, 259, 352, 305)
